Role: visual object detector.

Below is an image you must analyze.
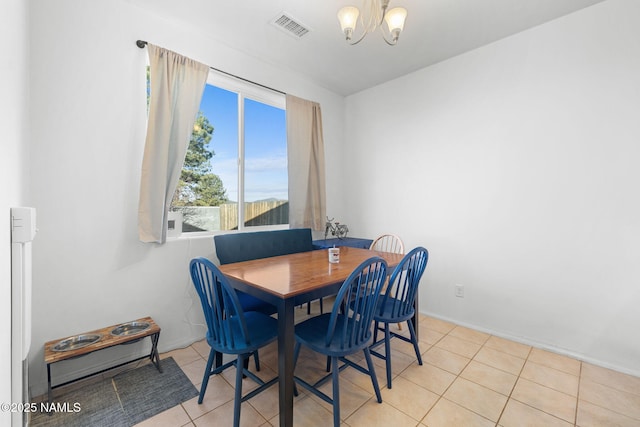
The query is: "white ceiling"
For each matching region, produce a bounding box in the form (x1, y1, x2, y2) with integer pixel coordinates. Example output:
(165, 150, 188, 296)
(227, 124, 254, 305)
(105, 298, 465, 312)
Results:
(129, 0, 606, 96)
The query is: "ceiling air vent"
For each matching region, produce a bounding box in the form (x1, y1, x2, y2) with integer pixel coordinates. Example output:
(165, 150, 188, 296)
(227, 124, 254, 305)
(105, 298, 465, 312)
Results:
(271, 13, 311, 39)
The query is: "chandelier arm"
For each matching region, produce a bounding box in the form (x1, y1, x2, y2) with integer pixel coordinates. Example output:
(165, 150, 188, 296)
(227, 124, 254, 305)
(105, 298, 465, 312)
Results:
(382, 33, 397, 46)
(378, 4, 388, 27)
(348, 30, 369, 45)
(380, 22, 398, 46)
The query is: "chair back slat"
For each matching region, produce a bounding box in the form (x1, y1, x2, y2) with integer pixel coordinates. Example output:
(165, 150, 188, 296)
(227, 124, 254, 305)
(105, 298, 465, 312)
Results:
(190, 257, 252, 351)
(369, 234, 404, 254)
(381, 247, 429, 319)
(326, 257, 387, 350)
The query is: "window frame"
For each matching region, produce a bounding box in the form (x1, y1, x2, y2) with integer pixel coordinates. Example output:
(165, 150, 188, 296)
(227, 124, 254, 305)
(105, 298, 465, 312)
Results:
(172, 70, 288, 238)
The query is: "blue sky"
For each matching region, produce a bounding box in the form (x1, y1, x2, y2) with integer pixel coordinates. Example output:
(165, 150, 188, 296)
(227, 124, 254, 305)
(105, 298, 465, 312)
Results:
(199, 84, 288, 202)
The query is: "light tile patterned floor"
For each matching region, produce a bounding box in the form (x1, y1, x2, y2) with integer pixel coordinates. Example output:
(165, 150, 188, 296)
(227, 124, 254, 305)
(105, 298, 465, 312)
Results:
(131, 305, 640, 426)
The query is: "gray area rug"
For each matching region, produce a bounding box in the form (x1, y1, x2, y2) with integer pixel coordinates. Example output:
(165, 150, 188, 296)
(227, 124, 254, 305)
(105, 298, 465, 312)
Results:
(30, 357, 198, 427)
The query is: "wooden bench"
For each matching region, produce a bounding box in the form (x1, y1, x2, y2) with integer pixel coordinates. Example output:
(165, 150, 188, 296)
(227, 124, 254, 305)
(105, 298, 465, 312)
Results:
(44, 316, 161, 404)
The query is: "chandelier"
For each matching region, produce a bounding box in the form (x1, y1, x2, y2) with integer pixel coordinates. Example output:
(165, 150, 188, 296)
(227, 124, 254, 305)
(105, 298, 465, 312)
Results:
(337, 0, 407, 46)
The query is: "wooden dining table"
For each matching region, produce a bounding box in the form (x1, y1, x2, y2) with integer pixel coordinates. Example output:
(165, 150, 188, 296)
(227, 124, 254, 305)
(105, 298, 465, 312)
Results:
(219, 246, 406, 427)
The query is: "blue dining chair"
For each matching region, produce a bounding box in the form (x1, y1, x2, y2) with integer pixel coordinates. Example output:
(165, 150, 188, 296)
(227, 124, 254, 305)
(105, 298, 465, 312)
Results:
(370, 246, 429, 389)
(190, 257, 278, 427)
(293, 257, 387, 427)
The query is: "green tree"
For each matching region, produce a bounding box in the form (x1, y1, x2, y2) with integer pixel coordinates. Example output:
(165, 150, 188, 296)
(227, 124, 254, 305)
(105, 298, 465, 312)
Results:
(146, 66, 227, 208)
(172, 112, 228, 206)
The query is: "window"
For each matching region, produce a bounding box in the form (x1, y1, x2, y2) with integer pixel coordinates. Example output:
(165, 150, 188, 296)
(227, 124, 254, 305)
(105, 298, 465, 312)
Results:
(170, 70, 288, 234)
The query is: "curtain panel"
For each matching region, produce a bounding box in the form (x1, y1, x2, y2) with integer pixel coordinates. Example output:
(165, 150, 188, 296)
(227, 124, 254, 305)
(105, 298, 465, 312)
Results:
(286, 95, 327, 230)
(138, 44, 209, 243)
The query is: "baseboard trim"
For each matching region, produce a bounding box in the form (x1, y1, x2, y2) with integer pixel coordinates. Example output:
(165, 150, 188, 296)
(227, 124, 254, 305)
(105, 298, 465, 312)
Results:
(421, 310, 640, 378)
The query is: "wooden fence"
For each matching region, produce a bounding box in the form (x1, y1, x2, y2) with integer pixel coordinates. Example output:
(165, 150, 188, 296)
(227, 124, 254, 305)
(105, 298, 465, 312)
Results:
(176, 200, 288, 232)
(219, 200, 289, 230)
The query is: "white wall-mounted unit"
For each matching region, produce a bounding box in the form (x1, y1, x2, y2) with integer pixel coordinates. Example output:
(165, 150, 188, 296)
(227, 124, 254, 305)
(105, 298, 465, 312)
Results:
(11, 207, 37, 427)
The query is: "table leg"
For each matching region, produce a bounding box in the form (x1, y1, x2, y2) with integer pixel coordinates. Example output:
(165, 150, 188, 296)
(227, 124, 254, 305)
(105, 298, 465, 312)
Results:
(278, 298, 295, 427)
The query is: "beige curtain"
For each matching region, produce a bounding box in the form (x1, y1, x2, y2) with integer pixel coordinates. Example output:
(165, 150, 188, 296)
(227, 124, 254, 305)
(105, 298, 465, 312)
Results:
(286, 95, 327, 230)
(138, 44, 209, 243)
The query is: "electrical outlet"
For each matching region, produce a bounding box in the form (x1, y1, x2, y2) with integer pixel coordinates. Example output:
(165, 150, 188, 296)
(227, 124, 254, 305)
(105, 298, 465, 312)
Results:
(455, 284, 464, 298)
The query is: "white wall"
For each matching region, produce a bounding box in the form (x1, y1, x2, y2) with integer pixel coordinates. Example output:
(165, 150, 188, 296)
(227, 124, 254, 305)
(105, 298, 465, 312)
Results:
(1, 0, 29, 420)
(27, 0, 345, 396)
(344, 0, 640, 375)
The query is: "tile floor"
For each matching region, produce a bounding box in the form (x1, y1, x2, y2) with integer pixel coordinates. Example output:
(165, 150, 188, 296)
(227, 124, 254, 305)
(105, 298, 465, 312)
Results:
(110, 304, 640, 426)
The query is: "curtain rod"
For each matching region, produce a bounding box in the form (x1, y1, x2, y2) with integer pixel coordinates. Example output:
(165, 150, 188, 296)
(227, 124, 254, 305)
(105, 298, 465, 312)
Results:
(136, 40, 286, 95)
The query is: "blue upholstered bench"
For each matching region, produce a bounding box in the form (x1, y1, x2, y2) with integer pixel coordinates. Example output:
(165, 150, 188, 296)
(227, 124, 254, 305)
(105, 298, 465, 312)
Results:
(214, 228, 314, 314)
